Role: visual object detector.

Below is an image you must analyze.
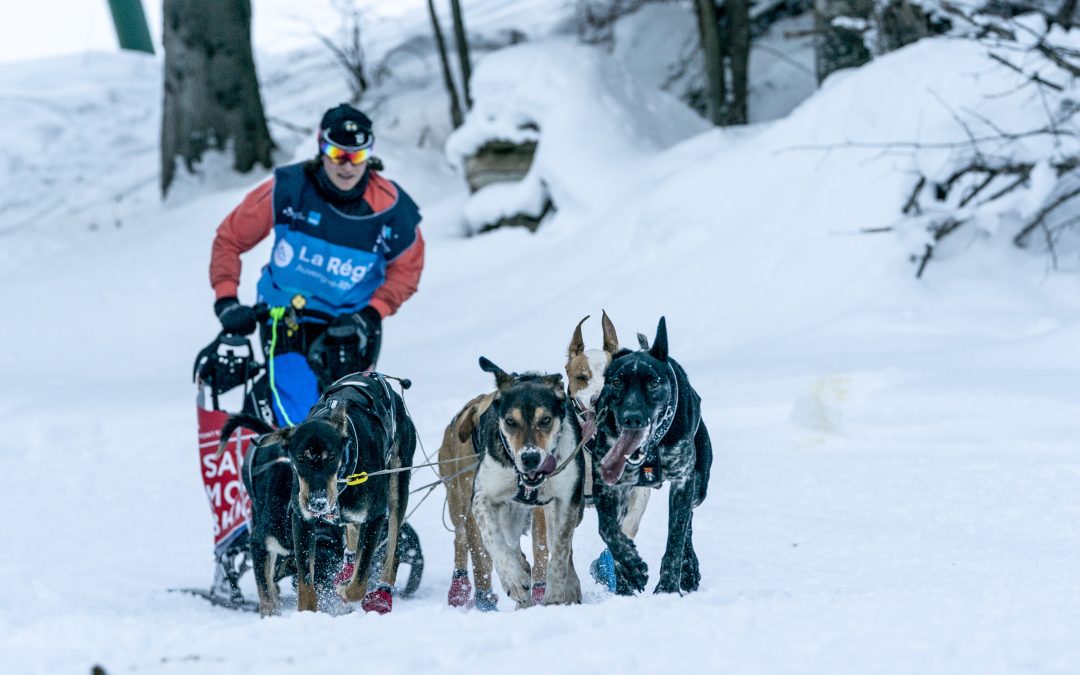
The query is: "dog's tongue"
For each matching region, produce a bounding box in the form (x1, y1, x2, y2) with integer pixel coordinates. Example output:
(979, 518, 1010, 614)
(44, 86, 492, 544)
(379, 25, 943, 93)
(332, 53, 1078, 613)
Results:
(600, 429, 647, 485)
(528, 454, 558, 481)
(580, 410, 597, 443)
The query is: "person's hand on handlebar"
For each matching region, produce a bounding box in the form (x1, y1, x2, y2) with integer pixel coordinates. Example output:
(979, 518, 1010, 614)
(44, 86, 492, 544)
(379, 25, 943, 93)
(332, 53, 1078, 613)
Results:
(214, 297, 257, 335)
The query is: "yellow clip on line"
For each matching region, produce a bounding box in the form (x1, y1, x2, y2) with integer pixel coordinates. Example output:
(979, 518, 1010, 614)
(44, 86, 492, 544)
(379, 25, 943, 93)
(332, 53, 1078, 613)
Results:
(345, 473, 369, 486)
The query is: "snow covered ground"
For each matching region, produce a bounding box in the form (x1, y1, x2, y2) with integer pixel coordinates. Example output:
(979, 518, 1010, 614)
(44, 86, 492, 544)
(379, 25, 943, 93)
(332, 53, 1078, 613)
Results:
(2, 4, 1080, 674)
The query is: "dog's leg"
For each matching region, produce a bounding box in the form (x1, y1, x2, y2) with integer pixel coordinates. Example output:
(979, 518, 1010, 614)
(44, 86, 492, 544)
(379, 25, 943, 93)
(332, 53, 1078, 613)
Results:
(340, 519, 377, 602)
(596, 486, 648, 594)
(693, 420, 713, 508)
(655, 476, 695, 594)
(530, 506, 549, 599)
(378, 472, 405, 589)
(542, 498, 583, 605)
(466, 509, 494, 593)
(292, 515, 318, 612)
(474, 496, 532, 608)
(251, 540, 278, 617)
(345, 523, 359, 555)
(680, 516, 701, 593)
(621, 488, 651, 539)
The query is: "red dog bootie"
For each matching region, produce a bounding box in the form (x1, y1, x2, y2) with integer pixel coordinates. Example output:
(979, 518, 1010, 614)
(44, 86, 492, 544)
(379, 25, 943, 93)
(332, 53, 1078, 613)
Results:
(448, 569, 472, 607)
(334, 561, 356, 588)
(531, 581, 546, 604)
(361, 584, 393, 614)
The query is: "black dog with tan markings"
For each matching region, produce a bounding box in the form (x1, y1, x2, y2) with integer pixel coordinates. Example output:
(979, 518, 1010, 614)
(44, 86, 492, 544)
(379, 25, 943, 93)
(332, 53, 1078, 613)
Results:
(220, 373, 416, 616)
(592, 317, 713, 595)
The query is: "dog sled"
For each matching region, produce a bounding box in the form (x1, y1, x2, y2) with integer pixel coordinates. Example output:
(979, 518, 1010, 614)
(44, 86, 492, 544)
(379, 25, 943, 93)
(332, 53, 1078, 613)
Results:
(174, 318, 424, 612)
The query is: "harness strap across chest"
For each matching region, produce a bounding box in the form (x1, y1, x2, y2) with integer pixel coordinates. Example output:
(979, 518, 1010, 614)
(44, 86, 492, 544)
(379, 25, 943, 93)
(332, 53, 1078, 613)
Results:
(311, 374, 398, 489)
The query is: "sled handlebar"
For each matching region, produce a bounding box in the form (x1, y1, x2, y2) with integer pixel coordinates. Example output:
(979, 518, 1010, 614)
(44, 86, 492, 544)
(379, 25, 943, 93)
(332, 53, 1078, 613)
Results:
(252, 302, 336, 324)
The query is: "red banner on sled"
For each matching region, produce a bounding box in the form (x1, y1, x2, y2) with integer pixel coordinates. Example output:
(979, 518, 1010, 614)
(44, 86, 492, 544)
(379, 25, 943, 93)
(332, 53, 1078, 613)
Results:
(197, 407, 255, 551)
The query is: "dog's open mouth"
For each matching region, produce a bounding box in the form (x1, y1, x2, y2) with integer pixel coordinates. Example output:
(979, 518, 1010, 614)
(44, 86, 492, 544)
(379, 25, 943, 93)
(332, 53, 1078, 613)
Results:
(521, 454, 557, 488)
(599, 427, 649, 485)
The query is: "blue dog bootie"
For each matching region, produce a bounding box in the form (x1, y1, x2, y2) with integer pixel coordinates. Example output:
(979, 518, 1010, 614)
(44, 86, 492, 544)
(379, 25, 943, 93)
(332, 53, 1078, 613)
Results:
(589, 549, 617, 592)
(474, 589, 499, 612)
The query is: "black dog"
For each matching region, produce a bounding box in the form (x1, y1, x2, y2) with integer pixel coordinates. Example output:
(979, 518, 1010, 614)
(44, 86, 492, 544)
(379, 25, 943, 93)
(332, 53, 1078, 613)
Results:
(220, 373, 416, 615)
(592, 317, 712, 595)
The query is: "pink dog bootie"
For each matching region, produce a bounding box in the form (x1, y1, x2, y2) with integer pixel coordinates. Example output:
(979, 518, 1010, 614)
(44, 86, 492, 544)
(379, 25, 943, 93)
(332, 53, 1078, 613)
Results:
(448, 569, 472, 607)
(361, 583, 393, 614)
(531, 581, 546, 604)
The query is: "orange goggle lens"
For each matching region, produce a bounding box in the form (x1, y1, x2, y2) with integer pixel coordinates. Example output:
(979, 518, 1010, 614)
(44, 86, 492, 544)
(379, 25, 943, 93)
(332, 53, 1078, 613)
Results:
(321, 140, 370, 165)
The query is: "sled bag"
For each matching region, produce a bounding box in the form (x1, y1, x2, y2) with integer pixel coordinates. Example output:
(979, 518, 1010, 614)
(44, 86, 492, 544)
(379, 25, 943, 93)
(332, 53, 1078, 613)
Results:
(197, 406, 255, 553)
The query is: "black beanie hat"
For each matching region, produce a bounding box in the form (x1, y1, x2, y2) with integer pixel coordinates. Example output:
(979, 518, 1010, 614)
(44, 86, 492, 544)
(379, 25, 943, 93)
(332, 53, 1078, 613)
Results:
(319, 103, 374, 149)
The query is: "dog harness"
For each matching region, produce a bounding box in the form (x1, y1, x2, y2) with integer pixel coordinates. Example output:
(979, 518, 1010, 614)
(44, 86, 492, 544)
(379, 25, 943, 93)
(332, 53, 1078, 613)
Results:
(635, 362, 679, 487)
(311, 373, 398, 492)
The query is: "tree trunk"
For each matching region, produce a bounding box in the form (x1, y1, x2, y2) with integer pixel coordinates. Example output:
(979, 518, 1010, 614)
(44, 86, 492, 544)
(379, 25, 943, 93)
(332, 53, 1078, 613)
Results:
(875, 0, 930, 54)
(814, 0, 873, 84)
(426, 0, 465, 128)
(724, 0, 751, 125)
(694, 0, 725, 126)
(161, 0, 274, 196)
(449, 0, 474, 110)
(1057, 0, 1078, 29)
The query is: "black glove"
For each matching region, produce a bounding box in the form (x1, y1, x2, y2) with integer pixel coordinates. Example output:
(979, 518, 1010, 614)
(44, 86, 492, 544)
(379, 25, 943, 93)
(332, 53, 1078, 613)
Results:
(214, 297, 257, 336)
(329, 306, 382, 344)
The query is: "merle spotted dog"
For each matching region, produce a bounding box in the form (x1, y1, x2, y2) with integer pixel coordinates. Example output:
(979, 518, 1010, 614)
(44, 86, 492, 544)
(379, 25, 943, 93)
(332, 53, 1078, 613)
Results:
(592, 317, 713, 595)
(471, 358, 586, 608)
(219, 373, 416, 616)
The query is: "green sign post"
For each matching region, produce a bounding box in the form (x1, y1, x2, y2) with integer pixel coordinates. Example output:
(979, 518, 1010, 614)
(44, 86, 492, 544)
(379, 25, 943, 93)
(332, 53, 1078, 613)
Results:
(107, 0, 155, 55)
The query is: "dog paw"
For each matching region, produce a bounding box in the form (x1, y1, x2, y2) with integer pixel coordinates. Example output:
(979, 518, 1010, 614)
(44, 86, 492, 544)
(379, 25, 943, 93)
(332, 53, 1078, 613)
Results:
(338, 579, 368, 603)
(615, 555, 648, 594)
(541, 583, 582, 606)
(448, 570, 472, 607)
(361, 584, 393, 614)
(589, 549, 617, 592)
(474, 589, 499, 612)
(653, 575, 682, 594)
(680, 556, 701, 593)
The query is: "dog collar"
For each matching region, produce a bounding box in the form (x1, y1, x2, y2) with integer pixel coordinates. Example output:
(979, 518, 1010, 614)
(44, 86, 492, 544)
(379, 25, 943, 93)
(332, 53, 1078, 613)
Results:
(513, 475, 552, 505)
(645, 363, 679, 452)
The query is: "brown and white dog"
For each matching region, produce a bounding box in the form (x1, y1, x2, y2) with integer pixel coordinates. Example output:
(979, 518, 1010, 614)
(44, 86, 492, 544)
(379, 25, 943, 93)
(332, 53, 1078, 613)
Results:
(567, 312, 651, 544)
(438, 393, 550, 610)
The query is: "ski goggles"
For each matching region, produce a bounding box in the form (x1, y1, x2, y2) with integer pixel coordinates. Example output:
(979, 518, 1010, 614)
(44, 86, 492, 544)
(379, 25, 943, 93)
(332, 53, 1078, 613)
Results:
(320, 138, 371, 165)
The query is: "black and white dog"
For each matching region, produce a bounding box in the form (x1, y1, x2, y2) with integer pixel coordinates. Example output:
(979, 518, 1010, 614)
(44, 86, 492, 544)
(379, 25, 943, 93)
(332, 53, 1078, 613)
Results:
(220, 373, 416, 615)
(592, 317, 713, 595)
(471, 357, 586, 608)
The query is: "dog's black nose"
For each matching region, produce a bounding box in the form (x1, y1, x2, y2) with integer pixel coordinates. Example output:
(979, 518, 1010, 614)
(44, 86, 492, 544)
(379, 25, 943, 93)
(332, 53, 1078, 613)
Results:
(309, 495, 329, 513)
(520, 450, 542, 472)
(620, 411, 648, 429)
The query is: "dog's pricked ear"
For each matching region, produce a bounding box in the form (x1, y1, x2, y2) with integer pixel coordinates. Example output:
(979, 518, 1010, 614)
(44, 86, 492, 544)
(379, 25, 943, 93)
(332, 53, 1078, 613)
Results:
(569, 315, 590, 358)
(235, 427, 292, 457)
(649, 316, 668, 362)
(601, 310, 620, 355)
(328, 400, 349, 435)
(637, 333, 650, 350)
(479, 356, 514, 389)
(541, 373, 565, 393)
